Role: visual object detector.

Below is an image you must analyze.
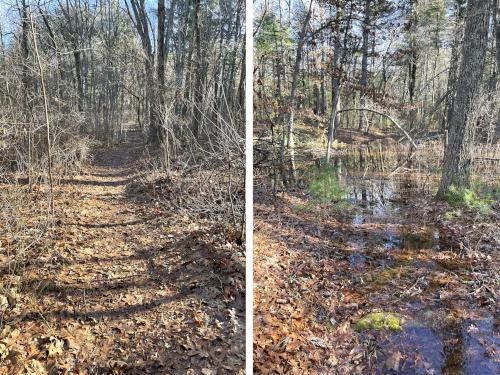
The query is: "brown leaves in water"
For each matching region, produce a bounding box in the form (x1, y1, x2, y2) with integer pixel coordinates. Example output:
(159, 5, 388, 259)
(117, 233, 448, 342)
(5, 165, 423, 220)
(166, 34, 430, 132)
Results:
(254, 188, 498, 374)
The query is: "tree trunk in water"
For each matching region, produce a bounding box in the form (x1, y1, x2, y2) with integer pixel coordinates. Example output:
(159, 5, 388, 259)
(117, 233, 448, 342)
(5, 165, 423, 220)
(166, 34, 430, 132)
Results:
(326, 73, 341, 163)
(285, 0, 313, 181)
(359, 0, 372, 132)
(407, 0, 418, 126)
(326, 3, 352, 162)
(438, 0, 491, 196)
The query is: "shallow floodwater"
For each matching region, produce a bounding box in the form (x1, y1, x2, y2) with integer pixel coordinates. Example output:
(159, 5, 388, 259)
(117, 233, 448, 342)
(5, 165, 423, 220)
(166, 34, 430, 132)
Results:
(262, 143, 499, 374)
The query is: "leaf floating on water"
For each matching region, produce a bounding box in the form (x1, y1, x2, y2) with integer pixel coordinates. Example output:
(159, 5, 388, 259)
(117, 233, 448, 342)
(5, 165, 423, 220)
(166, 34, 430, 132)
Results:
(385, 351, 402, 372)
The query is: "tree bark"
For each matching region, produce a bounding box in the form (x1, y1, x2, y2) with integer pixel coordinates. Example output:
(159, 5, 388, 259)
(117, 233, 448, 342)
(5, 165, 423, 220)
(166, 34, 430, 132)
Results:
(359, 0, 372, 132)
(192, 0, 202, 139)
(326, 3, 352, 162)
(438, 0, 491, 196)
(155, 0, 166, 144)
(285, 0, 313, 150)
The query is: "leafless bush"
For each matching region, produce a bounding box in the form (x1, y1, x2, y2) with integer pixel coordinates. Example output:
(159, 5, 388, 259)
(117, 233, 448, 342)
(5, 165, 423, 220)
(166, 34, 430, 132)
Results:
(131, 96, 244, 233)
(51, 134, 95, 177)
(0, 182, 49, 329)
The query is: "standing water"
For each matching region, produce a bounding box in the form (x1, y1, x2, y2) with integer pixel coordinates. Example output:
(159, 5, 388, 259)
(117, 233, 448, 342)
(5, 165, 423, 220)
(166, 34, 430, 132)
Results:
(262, 142, 499, 374)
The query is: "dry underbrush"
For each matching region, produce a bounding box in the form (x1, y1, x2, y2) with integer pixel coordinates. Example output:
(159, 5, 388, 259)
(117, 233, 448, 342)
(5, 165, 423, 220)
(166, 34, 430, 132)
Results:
(0, 130, 95, 334)
(0, 139, 246, 373)
(128, 149, 245, 241)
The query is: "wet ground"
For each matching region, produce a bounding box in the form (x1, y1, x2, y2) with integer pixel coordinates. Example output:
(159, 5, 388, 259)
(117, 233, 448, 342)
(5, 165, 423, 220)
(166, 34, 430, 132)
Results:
(254, 142, 499, 374)
(339, 175, 497, 373)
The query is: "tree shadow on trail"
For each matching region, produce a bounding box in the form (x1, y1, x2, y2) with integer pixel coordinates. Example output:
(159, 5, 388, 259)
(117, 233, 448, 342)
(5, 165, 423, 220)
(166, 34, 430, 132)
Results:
(66, 216, 155, 228)
(12, 228, 244, 324)
(59, 178, 135, 187)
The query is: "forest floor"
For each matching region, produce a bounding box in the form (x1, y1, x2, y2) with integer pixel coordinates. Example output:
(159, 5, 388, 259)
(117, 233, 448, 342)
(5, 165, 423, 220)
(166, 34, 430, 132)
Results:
(254, 138, 499, 374)
(0, 138, 245, 374)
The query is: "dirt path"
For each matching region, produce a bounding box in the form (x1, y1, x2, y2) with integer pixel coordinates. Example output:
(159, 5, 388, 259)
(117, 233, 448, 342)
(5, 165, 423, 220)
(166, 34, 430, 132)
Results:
(1, 139, 244, 374)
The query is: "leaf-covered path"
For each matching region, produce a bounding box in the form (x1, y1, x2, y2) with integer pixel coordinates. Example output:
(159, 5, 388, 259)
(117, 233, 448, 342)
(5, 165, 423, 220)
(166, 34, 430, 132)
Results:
(1, 138, 244, 374)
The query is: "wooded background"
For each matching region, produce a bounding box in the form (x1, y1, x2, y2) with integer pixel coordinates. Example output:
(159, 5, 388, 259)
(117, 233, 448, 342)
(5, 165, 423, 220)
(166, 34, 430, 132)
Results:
(0, 0, 245, 187)
(254, 0, 499, 193)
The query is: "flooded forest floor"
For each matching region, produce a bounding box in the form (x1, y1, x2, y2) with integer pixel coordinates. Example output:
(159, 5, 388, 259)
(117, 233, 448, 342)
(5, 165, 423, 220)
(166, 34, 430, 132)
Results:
(254, 131, 499, 374)
(0, 135, 244, 374)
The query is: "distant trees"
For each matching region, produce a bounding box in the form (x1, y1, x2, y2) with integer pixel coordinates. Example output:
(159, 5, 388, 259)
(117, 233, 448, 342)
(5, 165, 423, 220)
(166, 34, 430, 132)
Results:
(0, 0, 245, 180)
(255, 0, 499, 193)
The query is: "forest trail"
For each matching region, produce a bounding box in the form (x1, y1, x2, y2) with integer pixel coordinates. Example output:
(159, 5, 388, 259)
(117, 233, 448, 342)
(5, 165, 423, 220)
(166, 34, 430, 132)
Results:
(1, 132, 244, 374)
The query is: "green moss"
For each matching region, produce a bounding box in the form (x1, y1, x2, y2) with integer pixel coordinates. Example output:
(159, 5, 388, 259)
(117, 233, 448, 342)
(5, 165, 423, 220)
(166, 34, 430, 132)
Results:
(354, 312, 402, 331)
(308, 165, 346, 203)
(444, 185, 475, 205)
(444, 185, 494, 215)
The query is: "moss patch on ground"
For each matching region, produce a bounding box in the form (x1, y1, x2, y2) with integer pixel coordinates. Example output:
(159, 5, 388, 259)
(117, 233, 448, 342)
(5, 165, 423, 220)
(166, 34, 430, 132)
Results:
(444, 185, 494, 215)
(354, 312, 402, 331)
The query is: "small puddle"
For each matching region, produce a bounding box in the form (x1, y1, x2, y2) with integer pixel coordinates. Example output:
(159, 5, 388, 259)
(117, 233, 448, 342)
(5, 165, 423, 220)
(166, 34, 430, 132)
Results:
(375, 313, 500, 374)
(383, 227, 441, 251)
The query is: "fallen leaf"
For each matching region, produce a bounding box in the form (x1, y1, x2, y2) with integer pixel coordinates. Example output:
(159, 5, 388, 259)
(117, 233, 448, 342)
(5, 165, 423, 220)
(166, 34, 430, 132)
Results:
(386, 351, 402, 372)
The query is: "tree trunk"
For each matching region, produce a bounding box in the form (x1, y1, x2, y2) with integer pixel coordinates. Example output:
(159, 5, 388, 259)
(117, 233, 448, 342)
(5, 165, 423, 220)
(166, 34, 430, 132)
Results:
(28, 4, 54, 215)
(358, 0, 372, 132)
(285, 0, 313, 150)
(443, 1, 465, 131)
(192, 0, 202, 140)
(326, 3, 352, 162)
(438, 0, 491, 196)
(154, 0, 166, 144)
(407, 0, 418, 125)
(74, 50, 84, 112)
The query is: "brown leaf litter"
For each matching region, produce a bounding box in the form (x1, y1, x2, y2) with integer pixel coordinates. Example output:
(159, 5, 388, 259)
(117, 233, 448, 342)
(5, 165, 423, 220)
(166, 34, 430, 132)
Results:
(0, 142, 244, 374)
